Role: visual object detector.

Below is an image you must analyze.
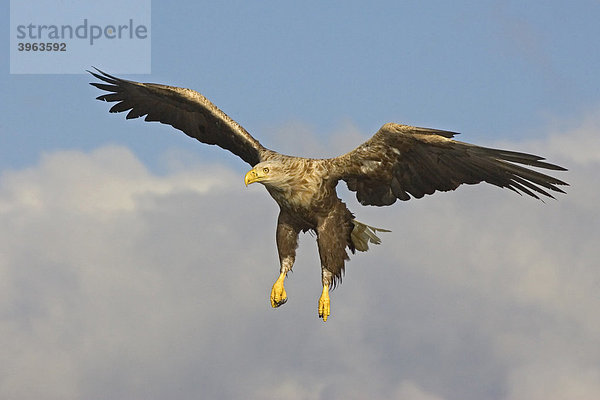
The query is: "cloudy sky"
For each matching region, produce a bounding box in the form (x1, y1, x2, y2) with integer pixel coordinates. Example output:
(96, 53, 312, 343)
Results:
(2, 1, 599, 399)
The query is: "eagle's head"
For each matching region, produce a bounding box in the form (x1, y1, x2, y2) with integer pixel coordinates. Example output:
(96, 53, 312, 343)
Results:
(244, 161, 288, 187)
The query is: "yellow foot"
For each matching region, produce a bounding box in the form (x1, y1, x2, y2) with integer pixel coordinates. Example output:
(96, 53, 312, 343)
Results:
(270, 272, 287, 308)
(318, 285, 330, 322)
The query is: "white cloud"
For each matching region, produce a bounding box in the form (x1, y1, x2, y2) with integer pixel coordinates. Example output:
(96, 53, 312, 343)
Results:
(506, 363, 600, 400)
(0, 146, 237, 214)
(393, 381, 446, 400)
(0, 110, 598, 399)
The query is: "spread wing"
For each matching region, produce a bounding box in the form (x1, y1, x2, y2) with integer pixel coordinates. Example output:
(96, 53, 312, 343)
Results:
(89, 68, 266, 166)
(331, 123, 568, 206)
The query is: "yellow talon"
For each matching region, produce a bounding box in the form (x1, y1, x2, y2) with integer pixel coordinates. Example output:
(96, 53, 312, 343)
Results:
(270, 272, 287, 308)
(318, 285, 330, 322)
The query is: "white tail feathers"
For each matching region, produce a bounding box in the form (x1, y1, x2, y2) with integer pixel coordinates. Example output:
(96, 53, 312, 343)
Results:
(350, 219, 391, 252)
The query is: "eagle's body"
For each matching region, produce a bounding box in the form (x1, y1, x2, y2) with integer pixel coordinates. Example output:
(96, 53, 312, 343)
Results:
(90, 69, 568, 321)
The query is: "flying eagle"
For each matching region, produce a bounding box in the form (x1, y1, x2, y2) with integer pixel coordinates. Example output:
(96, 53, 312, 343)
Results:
(89, 69, 567, 322)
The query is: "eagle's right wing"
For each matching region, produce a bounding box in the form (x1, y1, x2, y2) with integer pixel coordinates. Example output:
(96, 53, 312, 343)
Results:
(331, 123, 568, 206)
(89, 69, 266, 166)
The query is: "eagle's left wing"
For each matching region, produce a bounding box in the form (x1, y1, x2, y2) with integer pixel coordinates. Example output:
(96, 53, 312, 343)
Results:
(331, 123, 568, 206)
(89, 69, 266, 166)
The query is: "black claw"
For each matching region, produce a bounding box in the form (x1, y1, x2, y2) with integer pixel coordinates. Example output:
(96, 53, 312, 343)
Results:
(273, 298, 287, 307)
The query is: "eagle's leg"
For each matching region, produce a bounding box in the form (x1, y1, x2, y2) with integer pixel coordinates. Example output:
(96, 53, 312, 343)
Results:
(271, 271, 287, 308)
(271, 212, 300, 308)
(316, 204, 353, 322)
(318, 271, 332, 322)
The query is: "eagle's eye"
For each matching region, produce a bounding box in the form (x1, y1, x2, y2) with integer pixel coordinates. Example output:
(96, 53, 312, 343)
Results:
(263, 167, 270, 174)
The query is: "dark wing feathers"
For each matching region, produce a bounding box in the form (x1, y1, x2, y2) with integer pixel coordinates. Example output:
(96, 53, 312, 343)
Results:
(89, 71, 567, 205)
(332, 123, 567, 206)
(89, 68, 265, 166)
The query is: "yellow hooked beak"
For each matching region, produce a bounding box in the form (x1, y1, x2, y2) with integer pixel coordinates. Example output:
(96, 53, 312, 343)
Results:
(244, 168, 262, 186)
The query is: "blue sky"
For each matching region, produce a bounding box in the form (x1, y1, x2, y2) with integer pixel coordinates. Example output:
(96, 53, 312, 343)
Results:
(3, 1, 600, 170)
(2, 2, 600, 400)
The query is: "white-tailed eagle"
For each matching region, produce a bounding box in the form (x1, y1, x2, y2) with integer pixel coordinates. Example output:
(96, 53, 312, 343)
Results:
(89, 69, 567, 322)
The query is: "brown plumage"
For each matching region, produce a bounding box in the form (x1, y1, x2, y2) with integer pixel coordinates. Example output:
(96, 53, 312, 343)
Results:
(89, 69, 568, 322)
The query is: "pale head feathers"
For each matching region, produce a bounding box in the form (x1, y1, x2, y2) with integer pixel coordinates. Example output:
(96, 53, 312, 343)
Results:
(245, 158, 333, 210)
